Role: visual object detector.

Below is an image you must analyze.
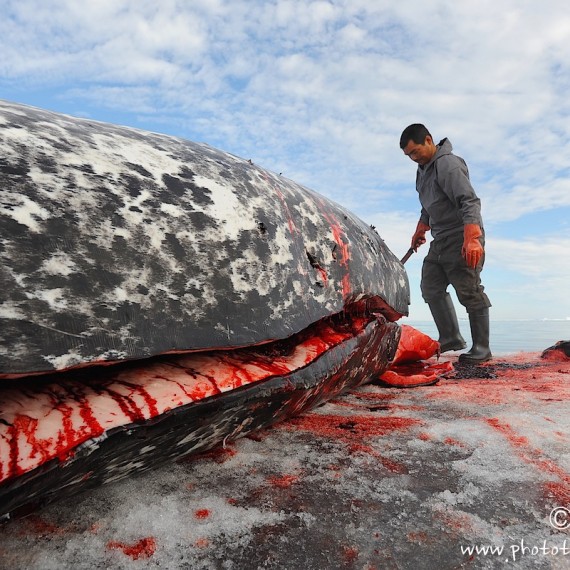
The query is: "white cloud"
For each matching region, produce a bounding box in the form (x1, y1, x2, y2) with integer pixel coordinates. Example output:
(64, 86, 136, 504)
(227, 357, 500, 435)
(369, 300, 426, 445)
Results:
(482, 179, 570, 223)
(488, 237, 570, 279)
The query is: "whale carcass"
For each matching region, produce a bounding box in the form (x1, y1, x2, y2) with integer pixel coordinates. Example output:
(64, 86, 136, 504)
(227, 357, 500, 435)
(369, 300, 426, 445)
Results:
(0, 100, 409, 520)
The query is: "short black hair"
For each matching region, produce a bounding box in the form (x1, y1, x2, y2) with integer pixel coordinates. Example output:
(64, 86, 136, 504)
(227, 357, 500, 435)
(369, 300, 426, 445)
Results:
(399, 124, 432, 150)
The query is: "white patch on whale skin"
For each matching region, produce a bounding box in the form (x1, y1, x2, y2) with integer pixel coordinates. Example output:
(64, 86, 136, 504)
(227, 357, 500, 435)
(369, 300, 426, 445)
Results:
(192, 175, 257, 241)
(43, 351, 86, 370)
(25, 288, 71, 311)
(0, 194, 50, 233)
(112, 287, 129, 302)
(40, 252, 77, 276)
(0, 302, 27, 320)
(91, 131, 181, 180)
(228, 249, 267, 295)
(270, 224, 295, 266)
(42, 348, 131, 371)
(160, 203, 183, 217)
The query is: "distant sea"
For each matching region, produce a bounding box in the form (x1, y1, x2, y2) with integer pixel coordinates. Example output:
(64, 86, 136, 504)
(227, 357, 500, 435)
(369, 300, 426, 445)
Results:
(405, 319, 570, 355)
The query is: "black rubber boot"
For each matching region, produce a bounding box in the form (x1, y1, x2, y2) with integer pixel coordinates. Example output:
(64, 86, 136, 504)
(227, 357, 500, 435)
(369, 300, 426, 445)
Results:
(459, 308, 492, 363)
(427, 294, 467, 353)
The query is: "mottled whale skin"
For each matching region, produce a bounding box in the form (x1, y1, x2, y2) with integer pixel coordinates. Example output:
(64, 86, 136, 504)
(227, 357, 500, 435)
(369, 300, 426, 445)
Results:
(0, 100, 409, 377)
(0, 100, 409, 520)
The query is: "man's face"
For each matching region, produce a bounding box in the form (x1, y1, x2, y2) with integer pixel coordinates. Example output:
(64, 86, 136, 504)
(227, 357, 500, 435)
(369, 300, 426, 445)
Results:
(402, 136, 436, 166)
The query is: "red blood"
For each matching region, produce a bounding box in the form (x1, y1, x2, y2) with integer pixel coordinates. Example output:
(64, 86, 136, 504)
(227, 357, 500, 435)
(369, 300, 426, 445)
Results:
(182, 371, 221, 400)
(342, 545, 359, 564)
(194, 508, 210, 519)
(107, 537, 156, 560)
(7, 415, 53, 479)
(52, 400, 76, 461)
(407, 531, 431, 544)
(316, 266, 329, 285)
(486, 417, 570, 504)
(20, 515, 66, 536)
(285, 413, 420, 440)
(103, 387, 146, 423)
(443, 437, 466, 448)
(269, 181, 297, 235)
(282, 412, 418, 473)
(5, 400, 106, 482)
(77, 398, 104, 437)
(485, 418, 529, 447)
(544, 481, 570, 505)
(268, 474, 300, 488)
(341, 273, 351, 298)
(317, 203, 351, 298)
(119, 381, 159, 417)
(372, 452, 407, 474)
(433, 508, 475, 535)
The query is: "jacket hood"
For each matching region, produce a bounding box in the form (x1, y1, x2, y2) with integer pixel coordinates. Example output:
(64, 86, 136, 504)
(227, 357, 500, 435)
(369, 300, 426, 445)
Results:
(435, 138, 452, 159)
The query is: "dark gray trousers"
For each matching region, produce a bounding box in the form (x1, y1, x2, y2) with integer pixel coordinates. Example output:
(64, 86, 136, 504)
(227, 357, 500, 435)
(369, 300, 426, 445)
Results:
(421, 232, 491, 313)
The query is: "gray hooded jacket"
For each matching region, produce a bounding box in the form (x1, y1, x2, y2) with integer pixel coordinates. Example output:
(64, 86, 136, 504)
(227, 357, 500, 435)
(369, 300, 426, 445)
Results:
(417, 138, 483, 240)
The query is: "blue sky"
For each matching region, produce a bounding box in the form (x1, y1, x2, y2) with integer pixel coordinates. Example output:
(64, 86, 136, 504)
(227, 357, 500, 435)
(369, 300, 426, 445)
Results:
(1, 0, 569, 322)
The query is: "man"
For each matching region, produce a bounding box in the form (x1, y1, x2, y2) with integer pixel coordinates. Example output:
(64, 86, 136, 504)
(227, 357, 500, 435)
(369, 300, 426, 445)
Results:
(399, 124, 491, 363)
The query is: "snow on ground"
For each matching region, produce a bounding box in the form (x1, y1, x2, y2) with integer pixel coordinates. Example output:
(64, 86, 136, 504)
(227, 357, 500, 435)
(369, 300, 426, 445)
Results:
(0, 353, 568, 569)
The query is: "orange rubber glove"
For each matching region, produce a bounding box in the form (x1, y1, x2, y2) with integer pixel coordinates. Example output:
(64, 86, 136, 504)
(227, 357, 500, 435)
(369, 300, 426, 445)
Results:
(411, 221, 430, 251)
(462, 224, 484, 268)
